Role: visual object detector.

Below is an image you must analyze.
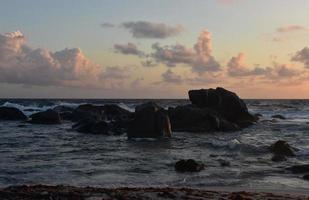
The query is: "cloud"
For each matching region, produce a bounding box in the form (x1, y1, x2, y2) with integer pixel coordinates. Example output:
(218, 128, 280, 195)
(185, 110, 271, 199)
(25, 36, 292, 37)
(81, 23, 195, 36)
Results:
(100, 66, 131, 80)
(0, 31, 106, 87)
(150, 30, 221, 74)
(265, 25, 308, 43)
(227, 53, 301, 83)
(291, 47, 309, 68)
(114, 43, 144, 56)
(161, 69, 183, 83)
(121, 21, 183, 39)
(101, 22, 115, 28)
(276, 25, 307, 33)
(227, 53, 268, 77)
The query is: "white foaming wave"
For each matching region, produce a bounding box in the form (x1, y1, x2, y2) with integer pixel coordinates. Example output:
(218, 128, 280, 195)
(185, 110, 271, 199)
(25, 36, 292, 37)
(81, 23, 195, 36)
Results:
(0, 102, 53, 116)
(117, 102, 135, 112)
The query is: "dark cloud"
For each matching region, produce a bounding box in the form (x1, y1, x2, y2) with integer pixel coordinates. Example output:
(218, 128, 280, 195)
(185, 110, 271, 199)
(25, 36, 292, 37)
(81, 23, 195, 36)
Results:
(114, 43, 144, 56)
(121, 21, 183, 39)
(291, 47, 309, 68)
(150, 30, 221, 74)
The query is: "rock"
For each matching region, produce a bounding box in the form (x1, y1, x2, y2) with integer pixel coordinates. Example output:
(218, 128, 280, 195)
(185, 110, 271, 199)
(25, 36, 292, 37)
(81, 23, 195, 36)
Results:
(28, 109, 61, 124)
(70, 104, 132, 122)
(127, 102, 172, 139)
(175, 159, 205, 172)
(168, 105, 239, 132)
(218, 159, 230, 167)
(272, 114, 286, 120)
(72, 119, 109, 134)
(0, 107, 27, 121)
(53, 105, 74, 113)
(270, 140, 295, 156)
(271, 154, 287, 162)
(286, 164, 309, 174)
(72, 118, 125, 135)
(303, 174, 309, 180)
(188, 87, 257, 126)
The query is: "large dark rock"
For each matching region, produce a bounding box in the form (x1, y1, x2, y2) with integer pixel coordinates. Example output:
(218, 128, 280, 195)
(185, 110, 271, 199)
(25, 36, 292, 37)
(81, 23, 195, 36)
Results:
(270, 140, 295, 157)
(168, 105, 239, 132)
(286, 164, 309, 174)
(0, 107, 27, 120)
(175, 159, 205, 172)
(127, 102, 172, 139)
(53, 105, 75, 113)
(70, 104, 132, 122)
(188, 87, 257, 127)
(29, 109, 61, 124)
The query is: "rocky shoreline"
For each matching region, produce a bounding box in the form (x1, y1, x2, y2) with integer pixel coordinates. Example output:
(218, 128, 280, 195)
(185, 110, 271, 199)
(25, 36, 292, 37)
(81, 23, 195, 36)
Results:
(1, 185, 308, 200)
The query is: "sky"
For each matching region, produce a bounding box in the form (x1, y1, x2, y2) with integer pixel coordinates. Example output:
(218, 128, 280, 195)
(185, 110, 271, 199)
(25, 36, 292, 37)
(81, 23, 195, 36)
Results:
(1, 0, 309, 98)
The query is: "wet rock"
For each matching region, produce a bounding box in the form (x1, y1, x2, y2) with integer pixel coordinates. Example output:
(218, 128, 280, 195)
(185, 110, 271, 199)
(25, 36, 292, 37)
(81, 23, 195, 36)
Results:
(218, 159, 231, 167)
(53, 105, 74, 113)
(168, 105, 239, 132)
(286, 164, 309, 174)
(70, 104, 132, 122)
(28, 109, 61, 124)
(271, 154, 287, 162)
(269, 140, 295, 156)
(127, 102, 172, 139)
(303, 174, 309, 180)
(272, 114, 286, 120)
(188, 87, 257, 127)
(175, 159, 205, 172)
(0, 107, 27, 121)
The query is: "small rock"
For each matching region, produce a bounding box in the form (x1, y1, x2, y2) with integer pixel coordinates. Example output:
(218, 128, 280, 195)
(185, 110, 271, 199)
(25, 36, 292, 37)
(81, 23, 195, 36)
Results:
(271, 154, 287, 162)
(286, 164, 309, 174)
(175, 159, 205, 172)
(303, 174, 309, 180)
(269, 140, 295, 156)
(271, 114, 286, 120)
(218, 159, 230, 167)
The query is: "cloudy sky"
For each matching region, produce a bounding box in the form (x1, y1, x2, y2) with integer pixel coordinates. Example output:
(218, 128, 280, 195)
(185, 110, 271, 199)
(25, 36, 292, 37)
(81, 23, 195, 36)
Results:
(1, 0, 309, 98)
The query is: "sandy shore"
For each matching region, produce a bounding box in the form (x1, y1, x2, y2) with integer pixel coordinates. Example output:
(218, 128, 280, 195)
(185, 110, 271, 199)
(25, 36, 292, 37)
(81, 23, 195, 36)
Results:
(0, 185, 308, 200)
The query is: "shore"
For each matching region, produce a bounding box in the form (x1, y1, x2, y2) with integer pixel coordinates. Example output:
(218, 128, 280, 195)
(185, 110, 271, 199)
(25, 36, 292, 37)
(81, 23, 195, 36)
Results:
(0, 185, 308, 200)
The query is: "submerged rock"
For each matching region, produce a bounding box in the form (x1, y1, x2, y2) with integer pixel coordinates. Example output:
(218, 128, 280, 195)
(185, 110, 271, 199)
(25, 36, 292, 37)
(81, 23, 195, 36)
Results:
(272, 114, 286, 120)
(286, 164, 309, 174)
(0, 107, 27, 121)
(175, 159, 205, 172)
(127, 102, 172, 139)
(28, 110, 61, 124)
(270, 140, 295, 157)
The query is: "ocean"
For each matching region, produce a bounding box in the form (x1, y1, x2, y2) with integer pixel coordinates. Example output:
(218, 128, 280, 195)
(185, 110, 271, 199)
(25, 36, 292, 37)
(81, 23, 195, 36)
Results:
(0, 99, 309, 191)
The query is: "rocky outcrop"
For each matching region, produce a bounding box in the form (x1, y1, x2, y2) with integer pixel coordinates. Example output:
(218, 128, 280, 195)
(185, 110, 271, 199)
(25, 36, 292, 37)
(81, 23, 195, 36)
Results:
(168, 105, 239, 132)
(188, 87, 257, 127)
(168, 87, 256, 133)
(127, 102, 172, 139)
(72, 119, 125, 135)
(174, 159, 205, 172)
(28, 109, 61, 124)
(69, 104, 132, 122)
(0, 107, 27, 121)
